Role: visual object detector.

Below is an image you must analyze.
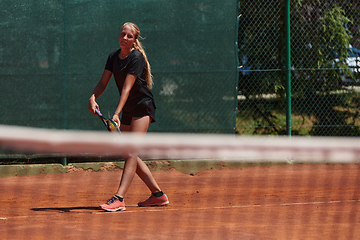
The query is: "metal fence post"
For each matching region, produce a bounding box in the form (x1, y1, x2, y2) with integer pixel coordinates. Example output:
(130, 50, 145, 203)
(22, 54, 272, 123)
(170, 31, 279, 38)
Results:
(285, 0, 291, 136)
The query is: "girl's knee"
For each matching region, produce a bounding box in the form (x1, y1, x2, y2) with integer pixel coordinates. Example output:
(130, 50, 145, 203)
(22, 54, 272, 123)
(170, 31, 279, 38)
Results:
(123, 152, 138, 161)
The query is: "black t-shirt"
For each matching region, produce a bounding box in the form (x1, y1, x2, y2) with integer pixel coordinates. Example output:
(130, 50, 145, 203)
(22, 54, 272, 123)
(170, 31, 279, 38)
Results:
(104, 48, 155, 112)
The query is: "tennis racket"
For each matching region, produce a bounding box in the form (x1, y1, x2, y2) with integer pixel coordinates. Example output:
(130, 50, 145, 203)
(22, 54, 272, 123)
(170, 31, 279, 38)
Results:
(94, 109, 121, 133)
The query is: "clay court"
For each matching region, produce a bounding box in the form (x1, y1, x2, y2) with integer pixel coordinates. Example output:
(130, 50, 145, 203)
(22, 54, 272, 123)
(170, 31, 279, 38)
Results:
(1, 162, 360, 239)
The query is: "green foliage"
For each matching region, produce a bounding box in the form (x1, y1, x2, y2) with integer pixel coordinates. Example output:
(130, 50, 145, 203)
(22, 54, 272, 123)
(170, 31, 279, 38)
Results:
(237, 0, 360, 136)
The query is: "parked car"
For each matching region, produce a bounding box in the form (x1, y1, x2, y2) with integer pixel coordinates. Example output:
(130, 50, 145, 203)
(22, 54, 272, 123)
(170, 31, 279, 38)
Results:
(335, 46, 360, 86)
(238, 46, 360, 93)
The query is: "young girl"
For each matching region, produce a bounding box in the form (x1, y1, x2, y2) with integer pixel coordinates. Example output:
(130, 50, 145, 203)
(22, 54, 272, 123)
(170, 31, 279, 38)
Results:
(88, 22, 169, 212)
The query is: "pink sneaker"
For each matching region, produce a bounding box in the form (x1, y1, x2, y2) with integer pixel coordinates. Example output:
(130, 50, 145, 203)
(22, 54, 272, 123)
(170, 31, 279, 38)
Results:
(100, 196, 126, 212)
(138, 193, 169, 207)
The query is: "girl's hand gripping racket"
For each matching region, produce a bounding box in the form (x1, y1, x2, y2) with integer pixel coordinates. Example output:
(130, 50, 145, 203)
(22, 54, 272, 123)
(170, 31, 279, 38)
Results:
(95, 109, 121, 133)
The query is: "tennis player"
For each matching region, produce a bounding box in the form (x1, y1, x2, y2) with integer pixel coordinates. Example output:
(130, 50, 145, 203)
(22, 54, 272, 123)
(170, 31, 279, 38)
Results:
(88, 22, 169, 211)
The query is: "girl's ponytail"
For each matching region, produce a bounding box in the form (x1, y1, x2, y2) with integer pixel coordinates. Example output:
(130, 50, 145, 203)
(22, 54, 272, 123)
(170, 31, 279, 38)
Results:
(133, 39, 153, 89)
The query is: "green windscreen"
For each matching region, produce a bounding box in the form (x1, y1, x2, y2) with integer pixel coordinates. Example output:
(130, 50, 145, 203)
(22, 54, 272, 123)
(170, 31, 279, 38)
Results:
(0, 1, 238, 133)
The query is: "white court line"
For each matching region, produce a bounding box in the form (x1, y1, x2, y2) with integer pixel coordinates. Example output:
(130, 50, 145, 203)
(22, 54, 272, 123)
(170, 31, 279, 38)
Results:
(96, 199, 360, 214)
(1, 199, 359, 219)
(0, 216, 28, 220)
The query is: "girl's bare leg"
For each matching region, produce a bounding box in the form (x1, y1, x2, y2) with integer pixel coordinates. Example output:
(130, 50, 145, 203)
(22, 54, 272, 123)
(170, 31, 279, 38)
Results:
(135, 157, 161, 193)
(115, 116, 161, 197)
(115, 152, 137, 198)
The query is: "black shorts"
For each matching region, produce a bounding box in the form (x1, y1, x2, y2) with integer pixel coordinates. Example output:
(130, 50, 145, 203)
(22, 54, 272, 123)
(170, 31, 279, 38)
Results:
(121, 102, 156, 126)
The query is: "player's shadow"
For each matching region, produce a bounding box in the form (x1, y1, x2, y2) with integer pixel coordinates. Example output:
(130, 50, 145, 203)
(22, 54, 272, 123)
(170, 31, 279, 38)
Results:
(31, 206, 102, 213)
(31, 206, 137, 213)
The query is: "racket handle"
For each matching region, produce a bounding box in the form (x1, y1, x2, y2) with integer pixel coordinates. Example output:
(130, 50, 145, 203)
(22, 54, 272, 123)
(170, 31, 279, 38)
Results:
(95, 108, 102, 116)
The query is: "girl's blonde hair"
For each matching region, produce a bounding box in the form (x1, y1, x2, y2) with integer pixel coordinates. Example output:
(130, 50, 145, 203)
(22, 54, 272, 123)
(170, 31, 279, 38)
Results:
(122, 22, 153, 89)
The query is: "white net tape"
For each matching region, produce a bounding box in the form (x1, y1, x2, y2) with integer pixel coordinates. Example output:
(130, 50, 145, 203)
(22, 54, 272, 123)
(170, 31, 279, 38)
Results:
(0, 125, 360, 162)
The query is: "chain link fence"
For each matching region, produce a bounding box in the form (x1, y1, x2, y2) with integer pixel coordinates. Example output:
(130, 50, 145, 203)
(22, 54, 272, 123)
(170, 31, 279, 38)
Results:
(237, 0, 360, 136)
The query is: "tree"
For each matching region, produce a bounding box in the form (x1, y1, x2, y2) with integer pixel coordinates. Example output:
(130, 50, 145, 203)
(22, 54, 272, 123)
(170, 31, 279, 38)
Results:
(237, 0, 360, 136)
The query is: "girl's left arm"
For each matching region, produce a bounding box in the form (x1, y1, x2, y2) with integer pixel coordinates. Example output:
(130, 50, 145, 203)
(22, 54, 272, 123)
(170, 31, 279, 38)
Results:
(112, 74, 137, 124)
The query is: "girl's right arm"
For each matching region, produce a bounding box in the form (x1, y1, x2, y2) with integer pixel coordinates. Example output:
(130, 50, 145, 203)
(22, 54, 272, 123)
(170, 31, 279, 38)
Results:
(88, 69, 113, 114)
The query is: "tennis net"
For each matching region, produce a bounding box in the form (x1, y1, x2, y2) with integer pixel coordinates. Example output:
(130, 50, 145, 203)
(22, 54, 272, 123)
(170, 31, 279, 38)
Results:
(0, 125, 359, 162)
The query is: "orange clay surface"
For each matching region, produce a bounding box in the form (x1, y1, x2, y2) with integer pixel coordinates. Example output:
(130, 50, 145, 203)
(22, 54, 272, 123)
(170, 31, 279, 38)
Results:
(1, 163, 360, 240)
